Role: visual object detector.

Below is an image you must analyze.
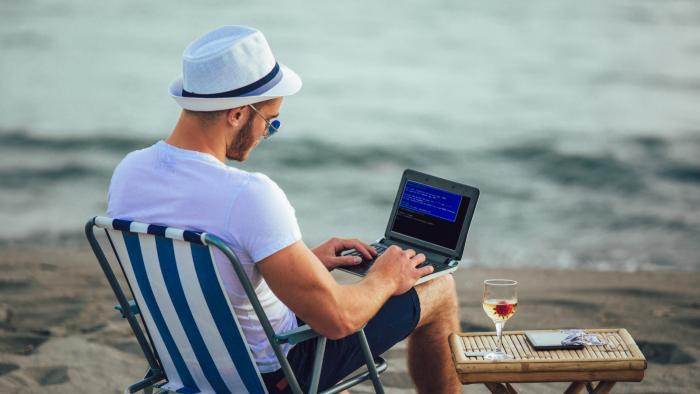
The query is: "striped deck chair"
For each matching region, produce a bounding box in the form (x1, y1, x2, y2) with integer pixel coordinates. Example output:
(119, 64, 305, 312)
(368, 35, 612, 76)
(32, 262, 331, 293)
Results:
(85, 216, 387, 394)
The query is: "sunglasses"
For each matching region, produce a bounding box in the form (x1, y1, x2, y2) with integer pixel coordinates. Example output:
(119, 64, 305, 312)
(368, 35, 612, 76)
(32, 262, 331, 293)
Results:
(248, 104, 281, 139)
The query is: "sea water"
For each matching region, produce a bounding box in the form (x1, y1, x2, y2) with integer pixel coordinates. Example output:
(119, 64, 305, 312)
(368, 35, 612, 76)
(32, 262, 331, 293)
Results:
(1, 0, 699, 271)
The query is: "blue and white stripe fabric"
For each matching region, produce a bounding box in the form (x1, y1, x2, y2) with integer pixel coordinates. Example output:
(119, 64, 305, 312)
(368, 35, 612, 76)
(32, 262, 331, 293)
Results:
(94, 216, 267, 394)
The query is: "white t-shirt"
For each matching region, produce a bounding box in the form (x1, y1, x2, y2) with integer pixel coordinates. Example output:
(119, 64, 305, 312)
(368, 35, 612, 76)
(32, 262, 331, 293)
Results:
(107, 140, 301, 373)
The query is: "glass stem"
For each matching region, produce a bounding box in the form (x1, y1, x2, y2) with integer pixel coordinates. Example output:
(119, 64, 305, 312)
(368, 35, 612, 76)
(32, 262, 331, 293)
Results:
(495, 321, 505, 353)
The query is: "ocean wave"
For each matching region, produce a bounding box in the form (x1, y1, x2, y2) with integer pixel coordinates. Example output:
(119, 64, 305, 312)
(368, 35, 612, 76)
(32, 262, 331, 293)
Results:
(2, 129, 698, 192)
(0, 129, 456, 167)
(496, 143, 645, 193)
(0, 163, 109, 188)
(590, 71, 700, 93)
(607, 214, 698, 233)
(629, 135, 668, 150)
(657, 163, 700, 185)
(254, 138, 457, 169)
(0, 130, 152, 153)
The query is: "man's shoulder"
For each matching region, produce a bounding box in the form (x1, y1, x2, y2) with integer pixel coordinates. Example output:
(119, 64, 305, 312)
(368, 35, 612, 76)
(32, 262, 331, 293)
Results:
(235, 171, 290, 207)
(112, 145, 155, 179)
(244, 172, 279, 191)
(113, 141, 238, 179)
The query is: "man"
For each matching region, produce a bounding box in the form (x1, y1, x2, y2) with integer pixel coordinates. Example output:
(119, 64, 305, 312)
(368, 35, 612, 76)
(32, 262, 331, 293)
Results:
(108, 26, 461, 393)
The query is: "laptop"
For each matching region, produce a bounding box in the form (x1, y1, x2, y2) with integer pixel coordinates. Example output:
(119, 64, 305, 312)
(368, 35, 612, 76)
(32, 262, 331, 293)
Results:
(338, 169, 479, 284)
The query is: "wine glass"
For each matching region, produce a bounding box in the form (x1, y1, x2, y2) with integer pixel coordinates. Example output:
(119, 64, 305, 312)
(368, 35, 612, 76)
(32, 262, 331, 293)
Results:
(482, 279, 518, 360)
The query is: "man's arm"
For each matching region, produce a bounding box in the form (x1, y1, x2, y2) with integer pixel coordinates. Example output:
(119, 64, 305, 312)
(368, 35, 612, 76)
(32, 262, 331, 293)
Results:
(257, 240, 432, 340)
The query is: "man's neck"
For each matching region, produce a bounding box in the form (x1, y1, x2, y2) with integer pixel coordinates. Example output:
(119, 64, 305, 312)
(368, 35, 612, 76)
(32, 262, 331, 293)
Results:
(166, 113, 227, 162)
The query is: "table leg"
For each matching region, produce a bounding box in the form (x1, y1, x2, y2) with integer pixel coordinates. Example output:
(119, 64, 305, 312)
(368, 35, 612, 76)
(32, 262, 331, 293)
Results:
(484, 383, 508, 394)
(591, 381, 616, 394)
(484, 383, 518, 394)
(564, 382, 586, 394)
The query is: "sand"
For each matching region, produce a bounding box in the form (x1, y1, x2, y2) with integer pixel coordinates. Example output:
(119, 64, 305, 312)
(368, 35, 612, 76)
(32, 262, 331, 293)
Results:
(0, 245, 698, 393)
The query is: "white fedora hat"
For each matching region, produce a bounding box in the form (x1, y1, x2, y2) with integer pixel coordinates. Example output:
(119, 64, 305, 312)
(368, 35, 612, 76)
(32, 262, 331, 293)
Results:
(169, 26, 302, 111)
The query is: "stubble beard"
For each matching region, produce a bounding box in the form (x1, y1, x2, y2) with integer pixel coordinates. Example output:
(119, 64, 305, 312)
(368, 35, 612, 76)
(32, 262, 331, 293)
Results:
(225, 117, 258, 161)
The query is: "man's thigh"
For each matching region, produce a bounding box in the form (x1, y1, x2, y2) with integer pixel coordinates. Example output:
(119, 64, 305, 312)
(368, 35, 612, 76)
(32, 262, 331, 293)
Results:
(285, 287, 421, 391)
(413, 274, 458, 329)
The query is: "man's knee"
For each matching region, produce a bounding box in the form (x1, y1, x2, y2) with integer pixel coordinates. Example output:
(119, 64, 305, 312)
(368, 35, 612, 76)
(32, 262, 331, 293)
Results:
(414, 274, 459, 328)
(437, 273, 457, 294)
(433, 274, 458, 311)
(420, 274, 457, 302)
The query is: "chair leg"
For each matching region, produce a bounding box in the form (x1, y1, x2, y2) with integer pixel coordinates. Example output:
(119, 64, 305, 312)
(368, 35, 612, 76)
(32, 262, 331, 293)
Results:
(357, 329, 384, 394)
(309, 336, 327, 394)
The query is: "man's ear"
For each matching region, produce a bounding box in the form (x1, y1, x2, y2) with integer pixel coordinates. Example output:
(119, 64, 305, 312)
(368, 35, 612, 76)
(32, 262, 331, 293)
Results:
(227, 106, 248, 126)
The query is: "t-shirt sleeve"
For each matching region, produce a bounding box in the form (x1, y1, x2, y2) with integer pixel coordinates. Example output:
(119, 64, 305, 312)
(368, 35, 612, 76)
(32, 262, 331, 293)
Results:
(228, 173, 302, 263)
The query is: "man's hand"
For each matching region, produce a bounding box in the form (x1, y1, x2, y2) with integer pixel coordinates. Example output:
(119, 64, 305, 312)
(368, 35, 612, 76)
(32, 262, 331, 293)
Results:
(311, 237, 377, 271)
(368, 246, 432, 295)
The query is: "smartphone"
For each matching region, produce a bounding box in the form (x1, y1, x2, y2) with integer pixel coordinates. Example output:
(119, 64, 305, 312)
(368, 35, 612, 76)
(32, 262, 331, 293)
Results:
(525, 331, 585, 350)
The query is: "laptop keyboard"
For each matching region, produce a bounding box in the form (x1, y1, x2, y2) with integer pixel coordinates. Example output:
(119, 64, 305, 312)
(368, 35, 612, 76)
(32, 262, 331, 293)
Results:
(344, 243, 388, 261)
(342, 243, 453, 275)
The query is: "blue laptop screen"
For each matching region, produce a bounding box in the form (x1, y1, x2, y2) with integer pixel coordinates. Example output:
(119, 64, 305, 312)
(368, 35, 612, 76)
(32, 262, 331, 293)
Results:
(392, 180, 469, 250)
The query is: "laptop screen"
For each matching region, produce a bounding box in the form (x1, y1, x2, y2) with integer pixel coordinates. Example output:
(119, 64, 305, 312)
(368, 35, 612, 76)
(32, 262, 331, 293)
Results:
(390, 180, 470, 250)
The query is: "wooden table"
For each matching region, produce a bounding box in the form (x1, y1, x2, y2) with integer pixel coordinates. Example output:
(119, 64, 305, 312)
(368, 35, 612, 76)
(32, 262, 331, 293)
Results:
(449, 329, 646, 394)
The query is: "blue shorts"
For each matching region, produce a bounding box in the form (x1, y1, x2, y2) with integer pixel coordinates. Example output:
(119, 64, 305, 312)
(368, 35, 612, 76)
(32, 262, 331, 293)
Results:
(261, 288, 421, 393)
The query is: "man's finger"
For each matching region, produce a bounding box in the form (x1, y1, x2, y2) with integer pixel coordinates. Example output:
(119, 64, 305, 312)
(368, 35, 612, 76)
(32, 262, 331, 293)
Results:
(403, 249, 417, 258)
(369, 244, 378, 256)
(332, 255, 363, 266)
(411, 253, 426, 266)
(341, 239, 374, 260)
(417, 265, 434, 277)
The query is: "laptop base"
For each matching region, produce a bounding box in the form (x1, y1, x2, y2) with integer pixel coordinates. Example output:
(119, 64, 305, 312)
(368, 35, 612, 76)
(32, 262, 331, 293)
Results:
(338, 241, 460, 284)
(337, 262, 458, 285)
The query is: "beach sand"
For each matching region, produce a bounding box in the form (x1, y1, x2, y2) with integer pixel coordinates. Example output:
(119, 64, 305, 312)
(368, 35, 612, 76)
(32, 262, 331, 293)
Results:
(0, 245, 697, 393)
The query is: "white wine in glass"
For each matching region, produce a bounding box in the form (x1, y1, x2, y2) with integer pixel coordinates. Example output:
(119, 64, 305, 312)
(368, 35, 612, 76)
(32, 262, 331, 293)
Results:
(482, 279, 518, 360)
